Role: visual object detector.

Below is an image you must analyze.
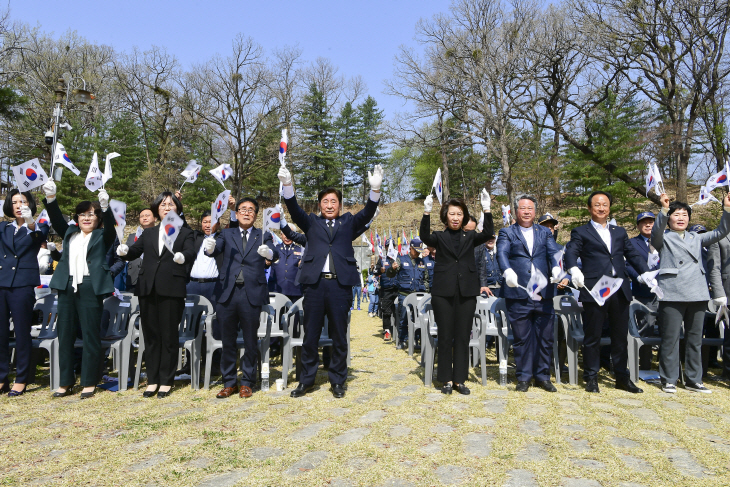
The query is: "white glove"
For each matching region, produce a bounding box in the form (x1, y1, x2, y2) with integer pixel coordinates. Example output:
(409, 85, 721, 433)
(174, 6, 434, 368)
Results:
(551, 266, 562, 281)
(42, 181, 57, 197)
(480, 188, 491, 212)
(98, 189, 109, 210)
(368, 164, 384, 191)
(713, 297, 727, 307)
(20, 205, 34, 225)
(279, 211, 288, 228)
(424, 194, 433, 213)
(637, 272, 657, 288)
(204, 237, 216, 254)
(257, 244, 274, 260)
(504, 268, 519, 288)
(173, 252, 185, 264)
(47, 242, 56, 252)
(278, 166, 292, 185)
(116, 244, 129, 257)
(569, 267, 584, 288)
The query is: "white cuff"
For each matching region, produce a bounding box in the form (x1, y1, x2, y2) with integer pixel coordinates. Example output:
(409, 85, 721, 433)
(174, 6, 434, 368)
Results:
(369, 190, 380, 203)
(283, 185, 295, 199)
(660, 207, 669, 215)
(46, 196, 56, 204)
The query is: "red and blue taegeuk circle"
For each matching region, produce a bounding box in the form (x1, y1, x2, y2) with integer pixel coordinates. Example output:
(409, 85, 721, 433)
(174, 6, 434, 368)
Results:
(25, 168, 37, 181)
(165, 224, 176, 236)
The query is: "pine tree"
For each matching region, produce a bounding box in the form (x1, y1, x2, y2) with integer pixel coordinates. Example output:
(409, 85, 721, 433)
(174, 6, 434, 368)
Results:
(333, 101, 362, 202)
(356, 96, 386, 202)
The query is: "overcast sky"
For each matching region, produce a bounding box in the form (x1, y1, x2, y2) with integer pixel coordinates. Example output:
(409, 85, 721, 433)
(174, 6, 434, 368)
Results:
(9, 1, 449, 118)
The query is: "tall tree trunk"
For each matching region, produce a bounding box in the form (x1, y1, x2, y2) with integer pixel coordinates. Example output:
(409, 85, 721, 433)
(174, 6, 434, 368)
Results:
(551, 129, 560, 206)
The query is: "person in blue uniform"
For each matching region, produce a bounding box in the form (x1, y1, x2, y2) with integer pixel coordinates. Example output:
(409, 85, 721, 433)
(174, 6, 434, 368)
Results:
(388, 238, 429, 349)
(0, 189, 50, 396)
(374, 249, 398, 341)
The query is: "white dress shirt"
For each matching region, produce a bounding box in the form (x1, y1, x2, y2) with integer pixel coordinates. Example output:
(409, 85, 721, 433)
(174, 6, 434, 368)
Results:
(11, 221, 29, 236)
(190, 235, 219, 279)
(590, 219, 612, 252)
(323, 219, 334, 273)
(158, 225, 166, 255)
(69, 231, 93, 291)
(519, 224, 534, 255)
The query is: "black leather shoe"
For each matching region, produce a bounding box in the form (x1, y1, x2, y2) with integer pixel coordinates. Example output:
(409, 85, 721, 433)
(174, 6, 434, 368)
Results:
(535, 380, 557, 392)
(52, 386, 74, 398)
(0, 383, 9, 394)
(585, 379, 600, 393)
(157, 390, 172, 399)
(453, 383, 470, 395)
(331, 383, 346, 398)
(7, 386, 26, 397)
(396, 341, 406, 350)
(441, 383, 453, 394)
(143, 386, 159, 398)
(80, 388, 96, 399)
(616, 378, 643, 394)
(290, 383, 315, 398)
(515, 381, 530, 392)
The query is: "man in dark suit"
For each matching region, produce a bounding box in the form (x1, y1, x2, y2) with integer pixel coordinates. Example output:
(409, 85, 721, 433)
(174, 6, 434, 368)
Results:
(125, 208, 155, 294)
(278, 164, 382, 398)
(204, 197, 278, 399)
(498, 195, 562, 392)
(565, 191, 651, 393)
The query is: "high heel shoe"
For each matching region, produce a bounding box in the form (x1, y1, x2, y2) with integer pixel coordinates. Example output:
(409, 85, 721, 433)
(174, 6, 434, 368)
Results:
(80, 387, 96, 399)
(7, 385, 25, 397)
(142, 386, 159, 398)
(52, 385, 75, 398)
(157, 388, 172, 399)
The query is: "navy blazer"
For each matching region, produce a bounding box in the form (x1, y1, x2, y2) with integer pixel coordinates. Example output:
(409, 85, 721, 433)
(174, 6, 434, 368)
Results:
(271, 242, 304, 297)
(565, 222, 649, 303)
(0, 220, 49, 288)
(496, 223, 561, 300)
(208, 226, 278, 306)
(283, 194, 378, 287)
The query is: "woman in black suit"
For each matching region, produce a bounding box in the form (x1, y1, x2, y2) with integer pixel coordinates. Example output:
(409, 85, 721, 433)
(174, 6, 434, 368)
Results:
(419, 190, 493, 395)
(0, 190, 49, 396)
(116, 192, 195, 398)
(41, 181, 116, 399)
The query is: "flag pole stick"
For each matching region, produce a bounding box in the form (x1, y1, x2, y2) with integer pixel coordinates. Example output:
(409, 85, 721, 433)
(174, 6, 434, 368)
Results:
(179, 179, 186, 192)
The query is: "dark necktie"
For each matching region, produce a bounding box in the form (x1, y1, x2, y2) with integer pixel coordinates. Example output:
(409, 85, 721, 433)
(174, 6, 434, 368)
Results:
(327, 220, 336, 274)
(236, 230, 248, 284)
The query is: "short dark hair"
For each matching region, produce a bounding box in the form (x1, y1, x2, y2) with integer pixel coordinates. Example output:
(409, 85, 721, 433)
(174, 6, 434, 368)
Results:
(318, 187, 342, 204)
(468, 215, 478, 225)
(151, 192, 183, 219)
(73, 201, 103, 228)
(439, 198, 470, 227)
(200, 210, 212, 222)
(515, 195, 537, 209)
(668, 201, 691, 220)
(587, 191, 613, 207)
(236, 197, 259, 215)
(3, 189, 37, 218)
(139, 208, 153, 215)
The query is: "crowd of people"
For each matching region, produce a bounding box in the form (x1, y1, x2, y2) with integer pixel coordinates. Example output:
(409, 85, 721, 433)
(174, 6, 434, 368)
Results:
(1, 168, 729, 400)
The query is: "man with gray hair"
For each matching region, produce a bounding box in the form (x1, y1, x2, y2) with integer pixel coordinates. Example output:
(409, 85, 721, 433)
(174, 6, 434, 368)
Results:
(497, 195, 562, 392)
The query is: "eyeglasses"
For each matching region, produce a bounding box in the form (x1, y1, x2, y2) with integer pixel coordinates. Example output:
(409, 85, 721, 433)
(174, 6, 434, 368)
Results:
(237, 208, 256, 215)
(159, 203, 176, 209)
(78, 212, 97, 219)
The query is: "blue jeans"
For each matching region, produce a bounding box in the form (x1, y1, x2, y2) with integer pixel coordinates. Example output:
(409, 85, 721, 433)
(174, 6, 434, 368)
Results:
(368, 293, 379, 314)
(352, 286, 361, 308)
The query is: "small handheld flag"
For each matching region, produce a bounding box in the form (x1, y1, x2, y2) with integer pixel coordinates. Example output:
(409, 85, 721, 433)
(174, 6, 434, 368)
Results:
(85, 152, 103, 192)
(36, 209, 50, 228)
(53, 143, 81, 176)
(551, 249, 568, 282)
(102, 152, 120, 188)
(180, 160, 202, 190)
(12, 158, 49, 191)
(210, 189, 231, 228)
(432, 168, 443, 204)
(521, 267, 548, 301)
(262, 205, 282, 235)
(161, 210, 184, 254)
(108, 199, 127, 244)
(279, 129, 288, 166)
(501, 205, 511, 226)
(693, 186, 720, 207)
(589, 275, 624, 306)
(706, 167, 729, 192)
(209, 163, 233, 188)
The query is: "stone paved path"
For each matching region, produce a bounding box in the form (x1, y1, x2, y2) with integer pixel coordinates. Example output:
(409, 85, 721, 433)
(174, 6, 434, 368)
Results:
(0, 309, 729, 486)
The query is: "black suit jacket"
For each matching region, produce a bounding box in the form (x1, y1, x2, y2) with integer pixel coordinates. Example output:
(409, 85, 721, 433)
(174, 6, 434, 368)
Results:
(122, 224, 196, 298)
(419, 212, 494, 297)
(565, 221, 649, 303)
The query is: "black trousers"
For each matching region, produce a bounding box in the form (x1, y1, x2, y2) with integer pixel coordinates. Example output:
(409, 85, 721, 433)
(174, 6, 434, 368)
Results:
(432, 294, 477, 384)
(300, 278, 351, 386)
(506, 298, 555, 382)
(217, 284, 261, 388)
(581, 292, 630, 381)
(57, 280, 104, 387)
(0, 286, 36, 385)
(380, 287, 398, 332)
(139, 290, 184, 386)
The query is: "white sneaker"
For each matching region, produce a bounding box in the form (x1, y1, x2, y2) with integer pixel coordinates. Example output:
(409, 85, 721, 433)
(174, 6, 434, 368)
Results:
(685, 382, 712, 393)
(662, 383, 676, 394)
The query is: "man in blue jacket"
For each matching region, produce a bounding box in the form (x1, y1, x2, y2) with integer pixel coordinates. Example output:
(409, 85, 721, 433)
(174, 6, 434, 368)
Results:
(278, 164, 382, 398)
(387, 238, 429, 349)
(498, 195, 562, 392)
(204, 197, 279, 399)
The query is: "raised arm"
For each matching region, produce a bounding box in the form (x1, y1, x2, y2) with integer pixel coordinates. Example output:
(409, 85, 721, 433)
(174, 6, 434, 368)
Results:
(472, 189, 494, 246)
(351, 164, 383, 234)
(698, 193, 730, 247)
